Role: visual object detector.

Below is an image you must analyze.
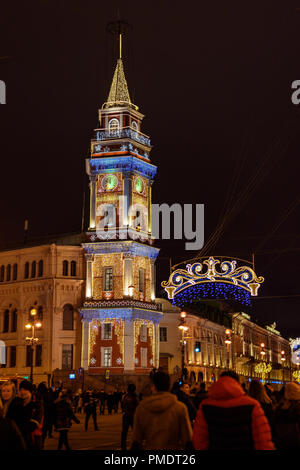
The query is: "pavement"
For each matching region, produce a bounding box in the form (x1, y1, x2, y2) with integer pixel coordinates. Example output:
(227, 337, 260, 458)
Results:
(44, 411, 131, 451)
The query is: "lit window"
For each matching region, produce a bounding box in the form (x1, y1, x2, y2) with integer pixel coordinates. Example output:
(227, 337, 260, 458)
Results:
(102, 323, 112, 340)
(108, 118, 120, 135)
(102, 347, 112, 367)
(104, 267, 113, 292)
(131, 121, 138, 131)
(140, 324, 147, 342)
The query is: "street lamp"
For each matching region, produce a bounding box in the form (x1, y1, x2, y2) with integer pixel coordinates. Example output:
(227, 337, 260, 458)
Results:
(178, 311, 188, 381)
(281, 350, 286, 384)
(225, 329, 232, 370)
(25, 307, 42, 383)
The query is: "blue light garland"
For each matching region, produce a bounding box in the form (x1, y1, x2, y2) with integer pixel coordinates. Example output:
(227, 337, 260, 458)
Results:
(172, 282, 252, 308)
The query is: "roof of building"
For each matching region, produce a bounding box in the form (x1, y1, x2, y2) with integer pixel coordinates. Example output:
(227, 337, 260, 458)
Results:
(0, 231, 85, 253)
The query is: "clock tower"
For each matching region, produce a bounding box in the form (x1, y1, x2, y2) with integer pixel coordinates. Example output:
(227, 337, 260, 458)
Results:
(80, 34, 162, 378)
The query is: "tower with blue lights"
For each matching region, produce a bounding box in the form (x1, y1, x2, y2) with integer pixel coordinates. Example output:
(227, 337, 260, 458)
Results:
(80, 30, 162, 378)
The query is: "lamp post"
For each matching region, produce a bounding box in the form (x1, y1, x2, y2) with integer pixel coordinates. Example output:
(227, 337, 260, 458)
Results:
(281, 350, 286, 385)
(178, 311, 188, 381)
(25, 307, 42, 383)
(225, 329, 232, 370)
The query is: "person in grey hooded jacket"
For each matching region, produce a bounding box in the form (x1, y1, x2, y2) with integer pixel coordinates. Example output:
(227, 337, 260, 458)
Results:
(132, 371, 192, 450)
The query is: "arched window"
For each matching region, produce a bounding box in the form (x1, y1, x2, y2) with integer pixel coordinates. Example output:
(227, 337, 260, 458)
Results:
(131, 121, 138, 131)
(63, 304, 74, 330)
(6, 265, 11, 282)
(70, 261, 77, 277)
(108, 118, 120, 135)
(38, 260, 43, 277)
(24, 262, 29, 279)
(13, 263, 18, 281)
(31, 261, 36, 278)
(62, 260, 69, 276)
(0, 266, 4, 282)
(11, 309, 17, 332)
(3, 309, 9, 333)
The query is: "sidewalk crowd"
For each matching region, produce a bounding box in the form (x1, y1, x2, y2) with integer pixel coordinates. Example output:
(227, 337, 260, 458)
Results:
(0, 370, 299, 450)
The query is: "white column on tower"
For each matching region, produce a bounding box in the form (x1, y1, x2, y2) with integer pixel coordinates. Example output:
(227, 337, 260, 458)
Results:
(81, 319, 91, 369)
(123, 253, 133, 297)
(89, 175, 97, 229)
(85, 253, 94, 298)
(124, 319, 135, 372)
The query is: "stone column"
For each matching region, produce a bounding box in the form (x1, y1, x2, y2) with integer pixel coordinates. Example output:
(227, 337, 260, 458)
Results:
(148, 180, 153, 234)
(150, 259, 156, 301)
(124, 319, 135, 372)
(85, 254, 94, 298)
(89, 175, 97, 229)
(81, 319, 90, 369)
(155, 323, 160, 368)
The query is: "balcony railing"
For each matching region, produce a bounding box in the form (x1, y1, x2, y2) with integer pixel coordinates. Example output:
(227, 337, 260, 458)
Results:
(95, 127, 151, 147)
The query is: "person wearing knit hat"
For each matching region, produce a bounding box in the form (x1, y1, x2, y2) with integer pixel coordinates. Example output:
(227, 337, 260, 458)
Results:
(273, 382, 300, 449)
(284, 382, 300, 401)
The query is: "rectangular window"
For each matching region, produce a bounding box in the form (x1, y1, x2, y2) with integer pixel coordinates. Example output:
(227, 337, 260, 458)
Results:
(35, 344, 42, 367)
(139, 268, 145, 294)
(140, 324, 147, 342)
(141, 347, 147, 368)
(11, 309, 17, 332)
(10, 346, 16, 368)
(101, 347, 112, 367)
(104, 267, 113, 291)
(26, 345, 32, 367)
(0, 345, 7, 367)
(102, 323, 112, 340)
(159, 327, 168, 342)
(62, 344, 73, 370)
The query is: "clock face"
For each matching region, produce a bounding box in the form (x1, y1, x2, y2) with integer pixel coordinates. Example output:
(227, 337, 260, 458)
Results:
(135, 177, 144, 193)
(102, 174, 118, 191)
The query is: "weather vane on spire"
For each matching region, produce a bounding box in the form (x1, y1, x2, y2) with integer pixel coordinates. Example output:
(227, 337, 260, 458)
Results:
(106, 19, 132, 61)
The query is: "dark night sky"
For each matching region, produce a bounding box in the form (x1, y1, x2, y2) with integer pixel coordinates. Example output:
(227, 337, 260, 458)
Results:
(0, 1, 299, 338)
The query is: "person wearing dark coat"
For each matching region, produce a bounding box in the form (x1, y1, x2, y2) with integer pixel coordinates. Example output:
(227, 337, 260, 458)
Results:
(0, 406, 26, 450)
(11, 380, 44, 450)
(171, 381, 197, 425)
(193, 382, 208, 410)
(54, 391, 80, 450)
(248, 379, 274, 428)
(98, 389, 107, 415)
(106, 391, 114, 415)
(121, 383, 139, 450)
(83, 389, 99, 430)
(273, 382, 300, 449)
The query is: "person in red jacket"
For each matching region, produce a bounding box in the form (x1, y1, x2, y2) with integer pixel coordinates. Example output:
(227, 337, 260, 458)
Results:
(192, 371, 275, 450)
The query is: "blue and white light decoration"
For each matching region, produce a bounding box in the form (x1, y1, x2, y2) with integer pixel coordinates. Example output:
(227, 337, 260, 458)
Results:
(162, 257, 264, 308)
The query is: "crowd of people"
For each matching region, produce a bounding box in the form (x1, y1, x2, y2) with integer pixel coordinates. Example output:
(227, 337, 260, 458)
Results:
(0, 370, 299, 450)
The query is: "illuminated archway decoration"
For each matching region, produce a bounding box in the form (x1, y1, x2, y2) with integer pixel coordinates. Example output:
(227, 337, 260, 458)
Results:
(162, 257, 264, 302)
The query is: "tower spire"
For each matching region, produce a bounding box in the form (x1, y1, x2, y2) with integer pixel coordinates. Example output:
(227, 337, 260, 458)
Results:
(103, 20, 138, 110)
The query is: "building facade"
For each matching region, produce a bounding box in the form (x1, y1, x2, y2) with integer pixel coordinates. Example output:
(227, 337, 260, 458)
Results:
(158, 299, 292, 387)
(0, 239, 85, 384)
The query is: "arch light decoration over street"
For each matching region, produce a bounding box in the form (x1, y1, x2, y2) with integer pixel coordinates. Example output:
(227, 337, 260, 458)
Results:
(162, 257, 264, 306)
